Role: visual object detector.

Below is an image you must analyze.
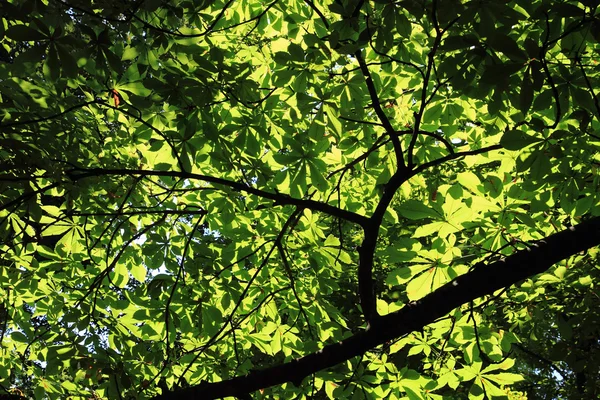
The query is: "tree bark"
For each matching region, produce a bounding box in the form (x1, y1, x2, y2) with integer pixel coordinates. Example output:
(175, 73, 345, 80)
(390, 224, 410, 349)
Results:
(153, 216, 600, 400)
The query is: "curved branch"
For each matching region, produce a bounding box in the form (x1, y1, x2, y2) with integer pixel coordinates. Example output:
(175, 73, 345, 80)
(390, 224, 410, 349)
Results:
(65, 167, 369, 227)
(407, 4, 459, 168)
(131, 0, 236, 37)
(151, 216, 600, 399)
(96, 100, 187, 172)
(0, 100, 100, 128)
(513, 342, 567, 380)
(304, 0, 330, 29)
(576, 57, 600, 132)
(354, 49, 404, 169)
(327, 134, 389, 178)
(539, 12, 561, 130)
(175, 207, 303, 385)
(395, 129, 454, 155)
(412, 144, 502, 175)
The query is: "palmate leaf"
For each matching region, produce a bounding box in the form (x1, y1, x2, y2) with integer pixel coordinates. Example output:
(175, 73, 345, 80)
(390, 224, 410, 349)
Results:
(5, 24, 48, 41)
(500, 129, 543, 150)
(397, 199, 441, 220)
(1, 1, 600, 399)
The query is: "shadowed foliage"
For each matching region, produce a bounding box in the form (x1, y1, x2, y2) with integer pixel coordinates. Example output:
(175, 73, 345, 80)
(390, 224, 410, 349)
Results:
(1, 0, 600, 399)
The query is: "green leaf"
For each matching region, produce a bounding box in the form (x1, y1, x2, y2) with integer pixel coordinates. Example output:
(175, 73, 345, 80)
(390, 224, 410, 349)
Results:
(6, 24, 47, 41)
(129, 262, 147, 283)
(122, 46, 140, 61)
(481, 378, 507, 397)
(396, 13, 412, 37)
(201, 305, 222, 337)
(456, 172, 482, 194)
(288, 42, 305, 61)
(519, 70, 534, 114)
(118, 81, 151, 96)
(557, 316, 573, 340)
(488, 33, 527, 61)
(406, 267, 436, 300)
(55, 44, 78, 78)
(481, 63, 524, 84)
(43, 44, 60, 81)
(324, 234, 340, 247)
(500, 130, 542, 150)
(485, 372, 525, 385)
(11, 331, 28, 343)
(110, 262, 130, 288)
(2, 2, 599, 398)
(397, 200, 441, 220)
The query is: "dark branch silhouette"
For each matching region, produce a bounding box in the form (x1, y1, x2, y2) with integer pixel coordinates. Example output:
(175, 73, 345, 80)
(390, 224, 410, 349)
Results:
(152, 216, 600, 399)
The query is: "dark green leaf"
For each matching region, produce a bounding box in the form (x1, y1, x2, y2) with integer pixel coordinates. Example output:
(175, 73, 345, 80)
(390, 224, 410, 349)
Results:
(519, 70, 534, 114)
(6, 24, 47, 41)
(500, 130, 542, 150)
(488, 33, 528, 61)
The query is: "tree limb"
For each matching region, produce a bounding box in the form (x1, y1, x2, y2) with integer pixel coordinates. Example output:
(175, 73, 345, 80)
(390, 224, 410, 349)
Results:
(151, 216, 600, 399)
(66, 167, 369, 227)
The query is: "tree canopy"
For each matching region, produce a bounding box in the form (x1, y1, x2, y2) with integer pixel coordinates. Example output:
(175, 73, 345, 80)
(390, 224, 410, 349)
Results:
(1, 0, 600, 398)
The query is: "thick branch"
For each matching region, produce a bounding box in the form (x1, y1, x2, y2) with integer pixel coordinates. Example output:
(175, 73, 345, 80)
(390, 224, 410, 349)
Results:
(357, 143, 500, 322)
(151, 216, 600, 399)
(357, 167, 410, 322)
